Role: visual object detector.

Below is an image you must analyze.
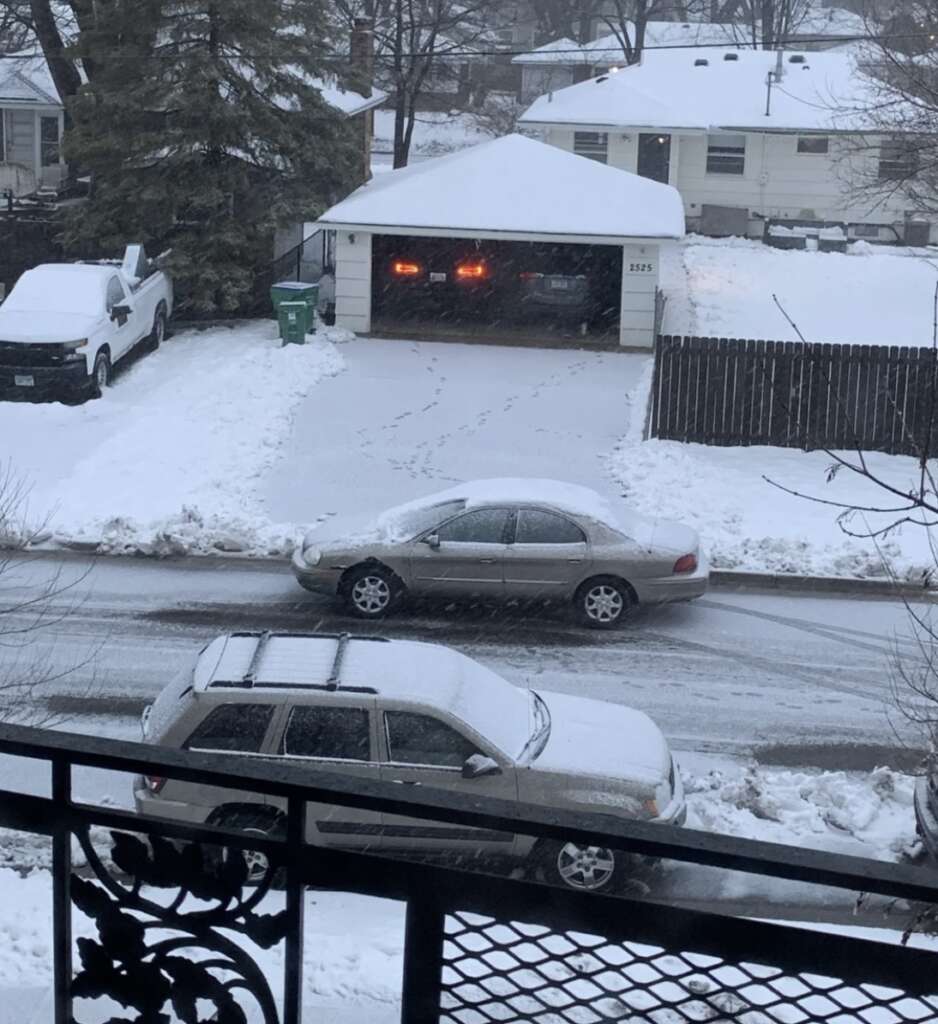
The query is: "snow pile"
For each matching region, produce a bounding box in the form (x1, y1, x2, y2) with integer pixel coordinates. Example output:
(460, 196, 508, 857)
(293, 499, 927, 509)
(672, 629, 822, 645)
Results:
(667, 236, 938, 347)
(2, 324, 346, 558)
(685, 765, 919, 862)
(610, 367, 933, 578)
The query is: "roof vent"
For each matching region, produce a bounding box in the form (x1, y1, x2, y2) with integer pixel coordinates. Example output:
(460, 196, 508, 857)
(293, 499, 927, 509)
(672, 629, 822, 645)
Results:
(723, 52, 739, 61)
(788, 54, 806, 64)
(694, 58, 709, 67)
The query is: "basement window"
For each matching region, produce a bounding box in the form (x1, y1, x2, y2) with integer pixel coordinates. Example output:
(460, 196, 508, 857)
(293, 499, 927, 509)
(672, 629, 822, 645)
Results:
(797, 136, 829, 154)
(573, 131, 608, 164)
(706, 134, 745, 175)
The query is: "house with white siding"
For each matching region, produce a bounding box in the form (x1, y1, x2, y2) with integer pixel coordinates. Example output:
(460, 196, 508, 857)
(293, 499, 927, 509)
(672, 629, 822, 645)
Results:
(0, 55, 66, 198)
(518, 47, 928, 244)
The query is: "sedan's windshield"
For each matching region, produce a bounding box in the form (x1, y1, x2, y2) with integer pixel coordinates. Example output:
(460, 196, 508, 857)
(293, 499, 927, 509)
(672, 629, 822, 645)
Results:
(520, 690, 551, 763)
(381, 499, 467, 540)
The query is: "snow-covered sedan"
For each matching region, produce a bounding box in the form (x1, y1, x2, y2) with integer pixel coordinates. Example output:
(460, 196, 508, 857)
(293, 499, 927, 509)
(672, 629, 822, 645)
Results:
(292, 479, 708, 628)
(136, 632, 686, 893)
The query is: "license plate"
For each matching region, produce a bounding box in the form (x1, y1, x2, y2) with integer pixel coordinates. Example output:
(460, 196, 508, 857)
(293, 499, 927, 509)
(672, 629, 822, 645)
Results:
(549, 279, 570, 290)
(14, 374, 34, 387)
(430, 272, 447, 283)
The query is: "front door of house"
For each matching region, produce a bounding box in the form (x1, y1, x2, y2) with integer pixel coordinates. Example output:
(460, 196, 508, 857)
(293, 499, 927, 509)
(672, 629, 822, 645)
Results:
(637, 133, 671, 184)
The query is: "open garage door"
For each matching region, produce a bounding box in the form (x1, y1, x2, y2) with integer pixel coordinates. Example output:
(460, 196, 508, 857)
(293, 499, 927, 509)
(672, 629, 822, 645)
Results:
(371, 235, 624, 344)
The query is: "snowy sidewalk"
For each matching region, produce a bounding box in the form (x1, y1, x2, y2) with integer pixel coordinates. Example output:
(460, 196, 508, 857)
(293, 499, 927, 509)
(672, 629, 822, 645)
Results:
(264, 337, 649, 525)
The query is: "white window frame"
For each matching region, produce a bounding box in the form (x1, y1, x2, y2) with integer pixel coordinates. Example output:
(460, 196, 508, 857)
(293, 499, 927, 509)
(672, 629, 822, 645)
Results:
(706, 133, 746, 175)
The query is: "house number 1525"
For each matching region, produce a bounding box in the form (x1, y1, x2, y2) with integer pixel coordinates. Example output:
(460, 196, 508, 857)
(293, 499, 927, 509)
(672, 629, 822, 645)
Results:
(628, 262, 655, 273)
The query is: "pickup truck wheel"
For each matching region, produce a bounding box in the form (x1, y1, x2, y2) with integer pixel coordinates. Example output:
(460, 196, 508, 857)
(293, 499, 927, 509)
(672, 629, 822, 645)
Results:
(148, 308, 167, 351)
(89, 352, 111, 399)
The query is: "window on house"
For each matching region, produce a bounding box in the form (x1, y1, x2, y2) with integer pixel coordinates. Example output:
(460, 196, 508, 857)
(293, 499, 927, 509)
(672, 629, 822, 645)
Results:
(706, 134, 746, 174)
(797, 136, 829, 154)
(40, 116, 60, 167)
(879, 139, 918, 180)
(573, 131, 608, 163)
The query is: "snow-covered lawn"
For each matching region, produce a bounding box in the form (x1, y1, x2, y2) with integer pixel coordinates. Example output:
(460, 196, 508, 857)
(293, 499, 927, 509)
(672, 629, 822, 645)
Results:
(2, 323, 346, 557)
(661, 235, 938, 347)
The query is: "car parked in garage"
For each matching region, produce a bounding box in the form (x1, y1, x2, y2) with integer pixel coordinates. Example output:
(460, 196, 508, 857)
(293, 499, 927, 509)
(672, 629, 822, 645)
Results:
(0, 244, 172, 402)
(136, 631, 686, 892)
(292, 479, 708, 627)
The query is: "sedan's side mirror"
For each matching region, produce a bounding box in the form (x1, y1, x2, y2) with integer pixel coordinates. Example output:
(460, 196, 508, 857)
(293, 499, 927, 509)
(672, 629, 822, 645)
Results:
(423, 533, 441, 550)
(462, 754, 501, 779)
(110, 304, 131, 324)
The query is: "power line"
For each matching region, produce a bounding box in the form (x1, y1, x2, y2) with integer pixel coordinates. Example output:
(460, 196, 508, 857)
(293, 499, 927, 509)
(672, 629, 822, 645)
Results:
(0, 29, 933, 64)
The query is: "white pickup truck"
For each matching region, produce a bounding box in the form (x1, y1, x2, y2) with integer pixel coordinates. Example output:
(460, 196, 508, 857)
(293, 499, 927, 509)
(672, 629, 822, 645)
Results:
(0, 245, 173, 402)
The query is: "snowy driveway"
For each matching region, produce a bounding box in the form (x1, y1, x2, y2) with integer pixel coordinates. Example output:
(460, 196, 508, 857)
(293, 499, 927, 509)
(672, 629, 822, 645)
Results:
(265, 337, 649, 523)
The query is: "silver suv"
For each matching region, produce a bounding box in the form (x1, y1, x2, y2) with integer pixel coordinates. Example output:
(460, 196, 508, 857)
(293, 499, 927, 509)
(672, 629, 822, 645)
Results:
(136, 631, 686, 893)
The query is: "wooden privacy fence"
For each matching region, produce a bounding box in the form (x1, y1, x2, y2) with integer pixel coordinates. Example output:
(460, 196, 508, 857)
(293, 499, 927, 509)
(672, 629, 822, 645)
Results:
(650, 335, 938, 456)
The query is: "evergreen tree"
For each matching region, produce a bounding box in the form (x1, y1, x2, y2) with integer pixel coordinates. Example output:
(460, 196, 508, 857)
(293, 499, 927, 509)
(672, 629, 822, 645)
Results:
(65, 0, 361, 315)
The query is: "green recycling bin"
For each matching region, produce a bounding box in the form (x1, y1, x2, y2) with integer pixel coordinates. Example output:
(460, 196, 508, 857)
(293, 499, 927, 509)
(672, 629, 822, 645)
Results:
(278, 300, 310, 345)
(271, 280, 319, 326)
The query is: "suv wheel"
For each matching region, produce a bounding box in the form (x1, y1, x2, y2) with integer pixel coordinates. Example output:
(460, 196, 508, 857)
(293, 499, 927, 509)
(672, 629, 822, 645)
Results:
(342, 564, 403, 619)
(575, 577, 633, 629)
(207, 808, 284, 886)
(537, 840, 623, 893)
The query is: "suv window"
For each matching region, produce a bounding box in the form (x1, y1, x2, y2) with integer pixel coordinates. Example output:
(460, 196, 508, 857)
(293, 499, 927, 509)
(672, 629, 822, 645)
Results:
(436, 508, 510, 544)
(106, 276, 126, 312)
(185, 704, 273, 753)
(282, 706, 371, 761)
(385, 711, 480, 768)
(514, 509, 586, 544)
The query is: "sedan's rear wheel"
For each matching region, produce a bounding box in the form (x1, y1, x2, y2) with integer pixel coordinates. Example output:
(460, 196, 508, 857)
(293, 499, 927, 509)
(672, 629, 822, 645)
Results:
(575, 577, 634, 629)
(342, 564, 403, 619)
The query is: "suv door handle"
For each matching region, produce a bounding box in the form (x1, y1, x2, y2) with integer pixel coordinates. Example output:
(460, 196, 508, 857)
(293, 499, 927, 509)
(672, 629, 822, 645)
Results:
(479, 558, 497, 564)
(393, 779, 421, 786)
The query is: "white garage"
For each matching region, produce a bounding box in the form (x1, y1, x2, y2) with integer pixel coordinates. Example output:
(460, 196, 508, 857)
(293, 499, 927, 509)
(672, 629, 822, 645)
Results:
(315, 133, 684, 348)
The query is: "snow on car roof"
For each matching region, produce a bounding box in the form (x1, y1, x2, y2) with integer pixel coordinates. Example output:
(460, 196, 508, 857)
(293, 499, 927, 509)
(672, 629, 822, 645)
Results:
(195, 634, 532, 757)
(378, 478, 625, 533)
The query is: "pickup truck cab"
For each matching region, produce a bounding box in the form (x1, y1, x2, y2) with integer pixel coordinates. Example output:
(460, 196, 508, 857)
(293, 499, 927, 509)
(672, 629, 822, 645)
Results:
(0, 245, 173, 402)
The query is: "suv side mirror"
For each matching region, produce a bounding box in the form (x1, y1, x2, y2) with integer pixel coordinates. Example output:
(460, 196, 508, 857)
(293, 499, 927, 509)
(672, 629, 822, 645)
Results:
(423, 533, 441, 550)
(462, 754, 501, 779)
(110, 304, 131, 324)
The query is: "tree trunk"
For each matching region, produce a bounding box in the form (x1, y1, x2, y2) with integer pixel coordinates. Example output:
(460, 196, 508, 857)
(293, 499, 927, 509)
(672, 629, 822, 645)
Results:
(29, 0, 82, 100)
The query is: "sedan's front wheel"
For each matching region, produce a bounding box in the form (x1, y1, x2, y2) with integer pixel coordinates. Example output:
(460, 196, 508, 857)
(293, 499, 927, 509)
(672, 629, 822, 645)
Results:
(537, 840, 623, 894)
(342, 564, 404, 619)
(575, 576, 634, 629)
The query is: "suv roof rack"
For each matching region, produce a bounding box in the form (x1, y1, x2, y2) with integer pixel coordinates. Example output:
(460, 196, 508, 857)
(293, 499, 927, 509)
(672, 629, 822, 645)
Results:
(208, 631, 382, 694)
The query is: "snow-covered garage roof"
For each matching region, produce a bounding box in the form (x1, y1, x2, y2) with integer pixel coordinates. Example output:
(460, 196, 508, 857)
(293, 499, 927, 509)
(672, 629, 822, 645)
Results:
(0, 54, 60, 107)
(317, 134, 685, 241)
(520, 48, 874, 134)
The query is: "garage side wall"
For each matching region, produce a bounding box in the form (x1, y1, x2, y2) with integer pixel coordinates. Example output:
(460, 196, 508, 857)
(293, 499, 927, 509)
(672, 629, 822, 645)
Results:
(619, 243, 659, 348)
(335, 230, 372, 334)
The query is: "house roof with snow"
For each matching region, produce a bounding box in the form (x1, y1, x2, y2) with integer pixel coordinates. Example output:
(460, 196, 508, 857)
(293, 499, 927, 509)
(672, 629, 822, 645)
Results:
(311, 78, 387, 117)
(512, 22, 740, 66)
(316, 133, 685, 242)
(0, 54, 61, 107)
(519, 48, 876, 134)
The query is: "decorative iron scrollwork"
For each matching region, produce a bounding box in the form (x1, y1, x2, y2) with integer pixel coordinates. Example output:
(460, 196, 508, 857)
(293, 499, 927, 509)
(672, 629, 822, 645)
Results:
(70, 827, 289, 1024)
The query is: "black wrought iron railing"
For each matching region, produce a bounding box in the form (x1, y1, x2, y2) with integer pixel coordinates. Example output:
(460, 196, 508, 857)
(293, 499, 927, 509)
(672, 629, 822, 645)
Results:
(0, 721, 936, 1024)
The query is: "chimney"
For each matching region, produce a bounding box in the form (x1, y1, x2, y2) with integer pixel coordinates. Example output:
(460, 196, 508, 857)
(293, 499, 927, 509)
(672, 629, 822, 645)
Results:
(349, 17, 376, 184)
(774, 48, 784, 81)
(350, 17, 375, 99)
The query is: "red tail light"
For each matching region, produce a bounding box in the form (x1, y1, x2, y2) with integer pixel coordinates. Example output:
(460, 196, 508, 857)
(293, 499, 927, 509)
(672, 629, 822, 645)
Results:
(673, 554, 698, 574)
(455, 260, 490, 281)
(145, 775, 166, 794)
(392, 260, 421, 277)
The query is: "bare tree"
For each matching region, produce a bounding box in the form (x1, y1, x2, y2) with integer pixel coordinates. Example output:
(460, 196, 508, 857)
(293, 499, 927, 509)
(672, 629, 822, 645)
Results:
(0, 464, 96, 727)
(336, 0, 502, 167)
